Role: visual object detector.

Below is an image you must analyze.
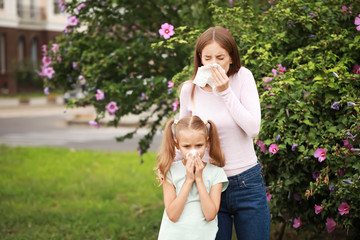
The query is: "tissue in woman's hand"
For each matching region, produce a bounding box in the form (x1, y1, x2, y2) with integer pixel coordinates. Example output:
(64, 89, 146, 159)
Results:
(185, 149, 200, 160)
(192, 64, 225, 88)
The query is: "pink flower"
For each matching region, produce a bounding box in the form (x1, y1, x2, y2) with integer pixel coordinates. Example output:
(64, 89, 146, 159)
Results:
(42, 56, 52, 67)
(266, 189, 272, 202)
(269, 144, 279, 154)
(38, 65, 46, 77)
(272, 68, 277, 76)
(269, 93, 274, 96)
(159, 23, 174, 39)
(326, 218, 336, 233)
(58, 0, 65, 7)
(168, 81, 174, 88)
(338, 202, 350, 215)
(76, 3, 86, 10)
(353, 64, 360, 75)
(278, 64, 286, 72)
(95, 89, 104, 101)
(315, 204, 323, 214)
(89, 120, 99, 128)
(141, 92, 147, 100)
(355, 14, 360, 31)
(41, 44, 47, 55)
(57, 55, 62, 63)
(293, 217, 302, 229)
(172, 98, 179, 111)
(51, 44, 59, 54)
(44, 87, 50, 95)
(256, 140, 267, 153)
(262, 76, 273, 83)
(45, 67, 55, 79)
(314, 148, 326, 162)
(106, 101, 119, 115)
(68, 15, 79, 26)
(265, 86, 272, 91)
(72, 61, 78, 70)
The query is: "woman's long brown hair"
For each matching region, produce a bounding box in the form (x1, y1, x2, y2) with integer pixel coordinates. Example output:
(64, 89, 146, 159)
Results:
(178, 26, 242, 98)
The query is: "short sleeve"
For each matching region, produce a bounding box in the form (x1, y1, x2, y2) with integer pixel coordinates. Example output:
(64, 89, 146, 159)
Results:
(166, 168, 173, 185)
(213, 167, 229, 192)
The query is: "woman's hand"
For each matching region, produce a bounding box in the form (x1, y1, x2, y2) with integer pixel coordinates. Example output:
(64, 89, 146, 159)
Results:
(211, 66, 229, 92)
(194, 156, 205, 182)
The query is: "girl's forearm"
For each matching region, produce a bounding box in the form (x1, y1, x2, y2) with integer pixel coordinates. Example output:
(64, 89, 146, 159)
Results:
(166, 179, 193, 222)
(196, 178, 217, 221)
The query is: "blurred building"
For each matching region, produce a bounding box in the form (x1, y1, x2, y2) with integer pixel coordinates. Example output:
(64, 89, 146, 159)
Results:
(0, 0, 67, 94)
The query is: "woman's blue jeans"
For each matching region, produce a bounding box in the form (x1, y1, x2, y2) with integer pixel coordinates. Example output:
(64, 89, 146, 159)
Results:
(215, 163, 270, 240)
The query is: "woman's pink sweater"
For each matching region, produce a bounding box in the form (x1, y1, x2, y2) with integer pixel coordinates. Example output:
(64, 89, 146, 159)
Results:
(179, 67, 261, 177)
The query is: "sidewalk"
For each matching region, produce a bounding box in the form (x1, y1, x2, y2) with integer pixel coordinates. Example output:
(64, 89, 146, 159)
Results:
(0, 96, 146, 127)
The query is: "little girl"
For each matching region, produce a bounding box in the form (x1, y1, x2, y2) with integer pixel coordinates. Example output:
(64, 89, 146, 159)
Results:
(156, 115, 228, 240)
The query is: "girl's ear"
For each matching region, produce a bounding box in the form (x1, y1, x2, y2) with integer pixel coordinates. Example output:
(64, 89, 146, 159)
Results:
(175, 140, 179, 149)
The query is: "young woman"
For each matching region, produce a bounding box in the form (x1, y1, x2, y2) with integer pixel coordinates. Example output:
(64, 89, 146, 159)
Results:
(156, 115, 228, 240)
(179, 26, 270, 240)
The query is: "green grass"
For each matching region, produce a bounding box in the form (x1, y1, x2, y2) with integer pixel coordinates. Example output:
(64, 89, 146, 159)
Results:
(0, 145, 347, 240)
(0, 145, 164, 240)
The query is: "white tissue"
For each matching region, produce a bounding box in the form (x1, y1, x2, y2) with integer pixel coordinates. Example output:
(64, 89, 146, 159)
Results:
(192, 63, 225, 90)
(185, 149, 200, 160)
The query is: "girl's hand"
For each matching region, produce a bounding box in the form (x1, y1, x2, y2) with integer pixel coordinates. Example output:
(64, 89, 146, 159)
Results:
(194, 156, 205, 181)
(211, 66, 229, 92)
(185, 158, 195, 182)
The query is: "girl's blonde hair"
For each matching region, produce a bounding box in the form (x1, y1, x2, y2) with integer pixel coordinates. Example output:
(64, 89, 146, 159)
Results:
(155, 115, 225, 183)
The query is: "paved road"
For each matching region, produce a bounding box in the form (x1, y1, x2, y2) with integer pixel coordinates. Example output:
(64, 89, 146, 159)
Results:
(0, 105, 162, 152)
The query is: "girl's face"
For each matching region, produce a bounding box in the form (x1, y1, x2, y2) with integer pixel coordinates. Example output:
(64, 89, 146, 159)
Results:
(200, 41, 232, 74)
(176, 129, 207, 160)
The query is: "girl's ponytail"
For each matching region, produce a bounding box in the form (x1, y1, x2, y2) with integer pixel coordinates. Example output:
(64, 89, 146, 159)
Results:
(155, 119, 176, 183)
(208, 120, 225, 167)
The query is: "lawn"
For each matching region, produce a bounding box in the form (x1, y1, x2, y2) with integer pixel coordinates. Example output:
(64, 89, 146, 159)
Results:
(0, 145, 348, 240)
(0, 145, 163, 240)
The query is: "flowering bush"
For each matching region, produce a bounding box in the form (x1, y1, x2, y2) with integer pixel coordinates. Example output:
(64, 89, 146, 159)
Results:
(209, 0, 360, 237)
(156, 0, 360, 237)
(40, 0, 213, 157)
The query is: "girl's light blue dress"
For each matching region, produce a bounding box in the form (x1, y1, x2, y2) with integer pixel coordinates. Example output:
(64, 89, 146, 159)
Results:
(158, 161, 229, 240)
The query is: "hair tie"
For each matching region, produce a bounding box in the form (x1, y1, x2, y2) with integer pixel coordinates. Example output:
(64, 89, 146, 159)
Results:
(171, 119, 179, 140)
(203, 119, 208, 125)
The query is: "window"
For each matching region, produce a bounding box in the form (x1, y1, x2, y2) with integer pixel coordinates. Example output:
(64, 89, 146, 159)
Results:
(30, 0, 35, 19)
(17, 0, 23, 17)
(30, 37, 38, 68)
(18, 36, 25, 68)
(0, 34, 6, 74)
(54, 0, 60, 14)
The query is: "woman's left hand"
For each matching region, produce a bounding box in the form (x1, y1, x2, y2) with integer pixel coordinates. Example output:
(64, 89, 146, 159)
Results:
(211, 66, 229, 92)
